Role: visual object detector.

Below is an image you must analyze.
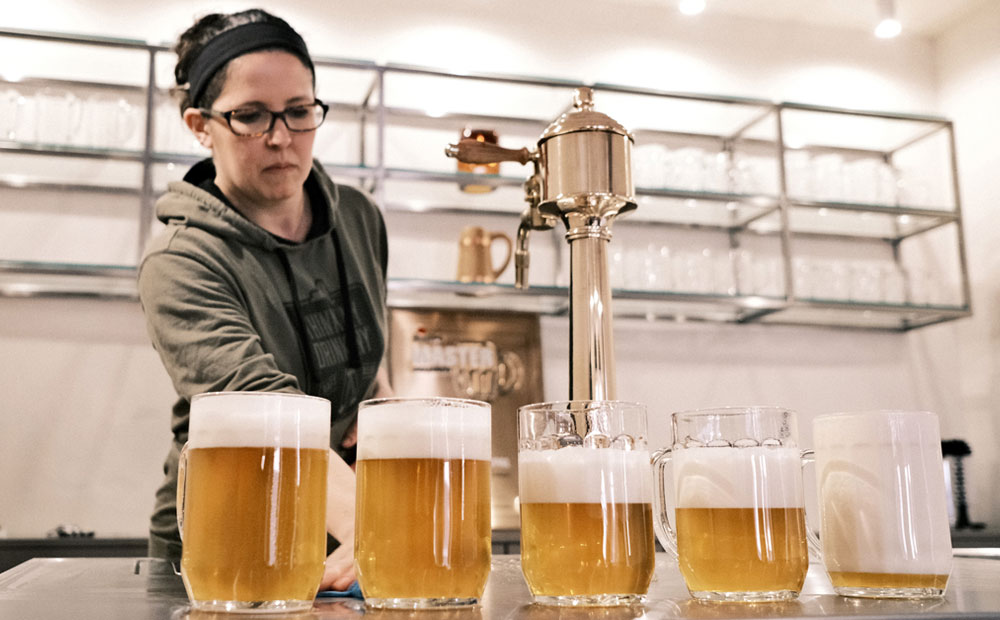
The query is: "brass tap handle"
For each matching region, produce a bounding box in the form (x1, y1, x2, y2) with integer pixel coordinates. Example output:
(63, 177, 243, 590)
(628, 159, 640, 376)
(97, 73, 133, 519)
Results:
(445, 139, 534, 165)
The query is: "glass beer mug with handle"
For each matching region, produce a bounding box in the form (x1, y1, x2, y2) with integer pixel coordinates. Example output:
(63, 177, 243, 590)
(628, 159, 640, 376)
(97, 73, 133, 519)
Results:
(813, 410, 952, 599)
(518, 401, 656, 607)
(176, 392, 331, 613)
(354, 397, 492, 609)
(652, 406, 817, 603)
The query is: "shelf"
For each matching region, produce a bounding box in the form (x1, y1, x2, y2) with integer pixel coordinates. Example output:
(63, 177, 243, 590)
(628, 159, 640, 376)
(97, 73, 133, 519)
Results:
(757, 299, 970, 331)
(0, 27, 971, 331)
(0, 260, 137, 300)
(0, 176, 140, 195)
(0, 141, 146, 162)
(782, 200, 959, 241)
(386, 279, 963, 330)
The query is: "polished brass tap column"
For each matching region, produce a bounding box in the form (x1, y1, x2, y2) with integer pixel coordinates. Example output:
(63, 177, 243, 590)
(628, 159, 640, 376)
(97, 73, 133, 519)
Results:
(447, 87, 636, 401)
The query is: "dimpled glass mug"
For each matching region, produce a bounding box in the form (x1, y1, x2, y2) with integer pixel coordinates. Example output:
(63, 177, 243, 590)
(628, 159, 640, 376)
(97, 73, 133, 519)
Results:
(653, 406, 815, 603)
(354, 397, 492, 609)
(177, 392, 330, 613)
(813, 410, 952, 599)
(518, 401, 656, 607)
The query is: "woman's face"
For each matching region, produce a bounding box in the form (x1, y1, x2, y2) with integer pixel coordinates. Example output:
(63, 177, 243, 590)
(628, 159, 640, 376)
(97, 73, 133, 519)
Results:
(185, 50, 317, 208)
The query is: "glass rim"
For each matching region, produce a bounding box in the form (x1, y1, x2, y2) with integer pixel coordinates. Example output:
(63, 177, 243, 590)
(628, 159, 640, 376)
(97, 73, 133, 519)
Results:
(191, 390, 329, 405)
(518, 399, 646, 414)
(672, 404, 794, 418)
(360, 396, 490, 409)
(814, 409, 938, 422)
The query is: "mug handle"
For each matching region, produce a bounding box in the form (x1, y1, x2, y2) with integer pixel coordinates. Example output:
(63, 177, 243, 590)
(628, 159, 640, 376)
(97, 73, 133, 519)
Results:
(490, 232, 513, 280)
(800, 449, 823, 561)
(651, 447, 679, 557)
(176, 442, 189, 542)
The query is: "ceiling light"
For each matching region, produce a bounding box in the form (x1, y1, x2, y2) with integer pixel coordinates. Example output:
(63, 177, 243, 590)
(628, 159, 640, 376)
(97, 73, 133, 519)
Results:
(875, 0, 902, 38)
(679, 0, 706, 16)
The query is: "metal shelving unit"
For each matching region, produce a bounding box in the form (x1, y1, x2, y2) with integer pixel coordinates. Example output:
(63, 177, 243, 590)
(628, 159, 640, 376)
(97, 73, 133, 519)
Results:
(0, 27, 971, 330)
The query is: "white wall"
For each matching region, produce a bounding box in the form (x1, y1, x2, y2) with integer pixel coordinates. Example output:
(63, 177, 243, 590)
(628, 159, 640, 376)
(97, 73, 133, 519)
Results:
(931, 2, 1000, 529)
(0, 0, 995, 537)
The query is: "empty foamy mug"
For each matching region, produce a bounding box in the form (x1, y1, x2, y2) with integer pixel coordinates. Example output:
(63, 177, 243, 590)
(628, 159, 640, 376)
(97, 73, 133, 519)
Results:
(813, 410, 952, 599)
(653, 406, 814, 603)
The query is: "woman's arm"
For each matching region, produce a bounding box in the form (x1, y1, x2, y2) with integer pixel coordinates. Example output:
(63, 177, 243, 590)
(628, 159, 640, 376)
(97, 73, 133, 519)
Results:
(319, 447, 357, 590)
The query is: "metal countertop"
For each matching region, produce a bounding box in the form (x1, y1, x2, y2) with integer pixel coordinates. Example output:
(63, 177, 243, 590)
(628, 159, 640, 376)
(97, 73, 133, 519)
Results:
(1, 552, 999, 619)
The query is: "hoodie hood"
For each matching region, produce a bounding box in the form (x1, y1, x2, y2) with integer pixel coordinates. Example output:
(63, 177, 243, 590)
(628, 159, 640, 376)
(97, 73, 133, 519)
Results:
(155, 158, 341, 250)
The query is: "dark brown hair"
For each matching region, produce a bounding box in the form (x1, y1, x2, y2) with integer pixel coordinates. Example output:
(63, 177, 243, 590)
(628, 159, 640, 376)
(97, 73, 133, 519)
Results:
(172, 9, 315, 113)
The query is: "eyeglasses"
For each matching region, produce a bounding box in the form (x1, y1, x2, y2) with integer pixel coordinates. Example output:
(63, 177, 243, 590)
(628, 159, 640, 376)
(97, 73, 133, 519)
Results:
(199, 99, 329, 137)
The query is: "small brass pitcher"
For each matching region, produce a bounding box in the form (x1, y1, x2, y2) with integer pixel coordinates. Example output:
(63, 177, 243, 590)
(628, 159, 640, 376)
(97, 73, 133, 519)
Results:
(457, 226, 512, 283)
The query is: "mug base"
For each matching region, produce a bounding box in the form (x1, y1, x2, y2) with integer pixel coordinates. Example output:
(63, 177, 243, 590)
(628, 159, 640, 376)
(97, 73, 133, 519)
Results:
(532, 594, 647, 607)
(365, 597, 480, 609)
(834, 586, 946, 599)
(690, 589, 799, 603)
(190, 599, 314, 613)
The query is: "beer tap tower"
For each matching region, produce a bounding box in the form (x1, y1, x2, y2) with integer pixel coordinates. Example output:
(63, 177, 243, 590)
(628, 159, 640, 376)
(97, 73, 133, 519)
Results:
(447, 87, 636, 401)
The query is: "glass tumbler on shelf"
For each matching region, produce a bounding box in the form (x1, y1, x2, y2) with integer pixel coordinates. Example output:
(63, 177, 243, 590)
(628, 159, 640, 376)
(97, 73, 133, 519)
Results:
(518, 400, 655, 607)
(354, 397, 492, 609)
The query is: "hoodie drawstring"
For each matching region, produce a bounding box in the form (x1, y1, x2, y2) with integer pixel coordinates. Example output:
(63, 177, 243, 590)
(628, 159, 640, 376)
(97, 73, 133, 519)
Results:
(277, 249, 319, 391)
(331, 226, 362, 369)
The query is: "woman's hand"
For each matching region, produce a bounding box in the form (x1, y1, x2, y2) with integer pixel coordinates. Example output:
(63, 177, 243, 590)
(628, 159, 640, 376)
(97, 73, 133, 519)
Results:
(319, 540, 356, 591)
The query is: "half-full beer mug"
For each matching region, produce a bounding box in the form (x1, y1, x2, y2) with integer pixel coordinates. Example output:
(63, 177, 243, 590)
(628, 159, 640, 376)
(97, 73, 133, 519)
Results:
(457, 226, 512, 283)
(177, 392, 330, 613)
(355, 397, 492, 608)
(653, 406, 812, 602)
(814, 410, 952, 598)
(518, 401, 655, 606)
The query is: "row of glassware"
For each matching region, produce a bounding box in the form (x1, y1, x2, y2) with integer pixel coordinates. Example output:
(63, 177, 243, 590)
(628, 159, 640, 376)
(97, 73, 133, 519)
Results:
(0, 87, 142, 149)
(633, 143, 936, 208)
(597, 243, 955, 306)
(0, 87, 208, 154)
(178, 394, 952, 612)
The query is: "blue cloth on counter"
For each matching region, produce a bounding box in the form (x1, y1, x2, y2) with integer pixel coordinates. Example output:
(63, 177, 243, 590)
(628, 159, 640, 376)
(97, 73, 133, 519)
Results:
(317, 581, 363, 599)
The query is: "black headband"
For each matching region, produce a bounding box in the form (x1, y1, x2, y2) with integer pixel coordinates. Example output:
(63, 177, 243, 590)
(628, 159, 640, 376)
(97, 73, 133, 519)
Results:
(186, 21, 314, 107)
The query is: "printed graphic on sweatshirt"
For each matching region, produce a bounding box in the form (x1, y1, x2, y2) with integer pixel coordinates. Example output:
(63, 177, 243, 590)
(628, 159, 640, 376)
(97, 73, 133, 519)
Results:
(287, 279, 383, 412)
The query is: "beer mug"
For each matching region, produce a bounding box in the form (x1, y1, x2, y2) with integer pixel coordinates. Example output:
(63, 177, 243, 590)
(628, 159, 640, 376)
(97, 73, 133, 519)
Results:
(456, 226, 512, 283)
(653, 406, 813, 602)
(456, 127, 499, 193)
(813, 410, 952, 599)
(176, 392, 330, 613)
(354, 397, 492, 608)
(518, 401, 655, 606)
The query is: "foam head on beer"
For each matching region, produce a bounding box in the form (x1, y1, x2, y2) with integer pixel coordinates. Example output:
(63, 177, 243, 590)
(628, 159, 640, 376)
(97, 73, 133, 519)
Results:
(519, 446, 653, 504)
(356, 398, 491, 461)
(189, 392, 330, 449)
(673, 446, 804, 509)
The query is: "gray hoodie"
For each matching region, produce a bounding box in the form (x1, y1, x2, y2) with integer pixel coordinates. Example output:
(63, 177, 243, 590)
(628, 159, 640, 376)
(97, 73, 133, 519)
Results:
(138, 158, 386, 558)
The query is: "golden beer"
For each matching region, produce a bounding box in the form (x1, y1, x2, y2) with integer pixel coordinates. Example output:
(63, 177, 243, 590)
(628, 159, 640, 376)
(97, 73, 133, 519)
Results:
(828, 572, 950, 590)
(354, 398, 492, 608)
(355, 457, 492, 599)
(520, 502, 654, 597)
(675, 506, 808, 594)
(178, 392, 331, 612)
(181, 446, 328, 602)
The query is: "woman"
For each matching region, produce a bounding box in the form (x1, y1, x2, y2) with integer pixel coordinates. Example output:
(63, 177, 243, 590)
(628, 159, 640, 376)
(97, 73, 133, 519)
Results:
(138, 9, 390, 590)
